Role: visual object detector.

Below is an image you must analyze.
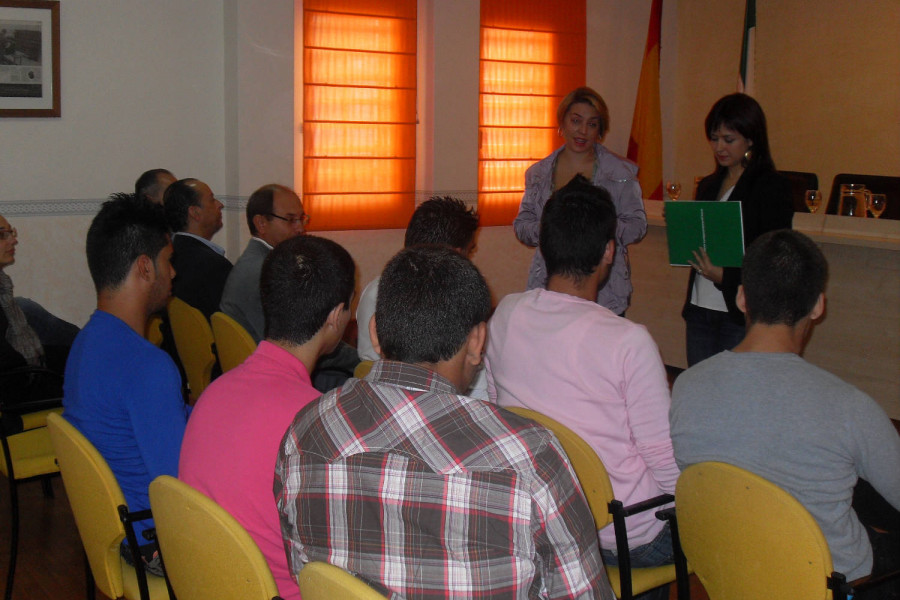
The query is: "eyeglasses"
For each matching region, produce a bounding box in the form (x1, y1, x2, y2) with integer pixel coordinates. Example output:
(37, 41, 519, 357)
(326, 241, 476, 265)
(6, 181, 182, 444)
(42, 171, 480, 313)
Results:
(0, 227, 17, 241)
(267, 213, 310, 227)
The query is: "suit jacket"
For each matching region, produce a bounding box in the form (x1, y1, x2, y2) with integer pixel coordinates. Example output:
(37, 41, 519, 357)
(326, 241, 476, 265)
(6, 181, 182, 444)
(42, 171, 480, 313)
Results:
(171, 234, 233, 318)
(682, 167, 793, 323)
(219, 238, 270, 342)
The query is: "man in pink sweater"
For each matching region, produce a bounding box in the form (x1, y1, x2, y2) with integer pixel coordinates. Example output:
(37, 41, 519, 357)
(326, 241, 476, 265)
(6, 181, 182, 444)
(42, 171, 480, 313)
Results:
(486, 175, 679, 600)
(179, 235, 355, 600)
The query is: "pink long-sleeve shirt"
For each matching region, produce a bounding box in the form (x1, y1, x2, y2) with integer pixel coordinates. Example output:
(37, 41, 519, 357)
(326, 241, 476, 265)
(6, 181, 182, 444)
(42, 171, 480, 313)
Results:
(179, 341, 320, 600)
(485, 289, 680, 548)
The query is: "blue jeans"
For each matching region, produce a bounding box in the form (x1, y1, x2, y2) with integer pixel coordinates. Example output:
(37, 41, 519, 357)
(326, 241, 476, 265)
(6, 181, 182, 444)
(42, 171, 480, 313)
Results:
(601, 523, 673, 600)
(684, 303, 745, 367)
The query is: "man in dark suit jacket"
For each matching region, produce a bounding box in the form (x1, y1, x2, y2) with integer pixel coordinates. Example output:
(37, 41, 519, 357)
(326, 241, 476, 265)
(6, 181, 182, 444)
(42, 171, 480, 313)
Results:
(164, 178, 232, 318)
(220, 184, 306, 341)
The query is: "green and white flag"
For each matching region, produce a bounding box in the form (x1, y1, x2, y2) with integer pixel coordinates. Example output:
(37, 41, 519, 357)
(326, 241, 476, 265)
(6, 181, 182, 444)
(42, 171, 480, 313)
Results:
(738, 0, 755, 95)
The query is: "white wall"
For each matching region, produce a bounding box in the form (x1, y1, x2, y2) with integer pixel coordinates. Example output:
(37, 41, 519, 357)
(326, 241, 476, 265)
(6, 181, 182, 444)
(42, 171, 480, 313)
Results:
(0, 0, 227, 326)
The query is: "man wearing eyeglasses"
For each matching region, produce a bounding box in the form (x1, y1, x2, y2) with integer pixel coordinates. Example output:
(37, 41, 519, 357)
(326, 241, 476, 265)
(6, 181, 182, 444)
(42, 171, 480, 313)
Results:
(220, 184, 308, 343)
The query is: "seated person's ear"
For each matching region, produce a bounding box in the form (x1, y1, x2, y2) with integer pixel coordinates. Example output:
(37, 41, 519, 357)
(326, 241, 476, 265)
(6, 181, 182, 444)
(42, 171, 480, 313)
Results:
(466, 322, 487, 366)
(368, 315, 382, 358)
(736, 285, 747, 314)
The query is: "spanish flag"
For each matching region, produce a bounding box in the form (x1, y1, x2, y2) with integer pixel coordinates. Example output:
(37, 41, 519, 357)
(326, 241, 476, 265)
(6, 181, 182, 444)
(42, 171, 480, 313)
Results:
(627, 0, 663, 201)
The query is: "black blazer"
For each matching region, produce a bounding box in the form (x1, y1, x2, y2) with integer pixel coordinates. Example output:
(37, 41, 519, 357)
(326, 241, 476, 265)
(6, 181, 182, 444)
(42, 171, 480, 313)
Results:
(171, 234, 233, 318)
(682, 167, 793, 323)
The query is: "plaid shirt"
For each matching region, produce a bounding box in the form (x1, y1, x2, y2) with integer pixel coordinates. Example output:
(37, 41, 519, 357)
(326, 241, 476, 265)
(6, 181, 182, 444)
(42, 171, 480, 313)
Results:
(275, 360, 612, 600)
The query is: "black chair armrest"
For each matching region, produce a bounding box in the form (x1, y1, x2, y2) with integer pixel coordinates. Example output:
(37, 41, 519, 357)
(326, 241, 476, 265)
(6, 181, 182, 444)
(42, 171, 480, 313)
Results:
(117, 506, 159, 600)
(849, 568, 900, 596)
(655, 507, 691, 600)
(612, 493, 675, 518)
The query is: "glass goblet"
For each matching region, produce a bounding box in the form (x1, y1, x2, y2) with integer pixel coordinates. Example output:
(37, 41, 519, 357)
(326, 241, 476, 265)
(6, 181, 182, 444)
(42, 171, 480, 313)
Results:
(867, 193, 887, 218)
(804, 190, 822, 214)
(665, 181, 682, 201)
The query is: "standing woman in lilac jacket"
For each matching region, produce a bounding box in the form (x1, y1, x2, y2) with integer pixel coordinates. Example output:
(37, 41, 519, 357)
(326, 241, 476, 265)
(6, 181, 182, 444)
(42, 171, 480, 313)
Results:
(513, 86, 647, 316)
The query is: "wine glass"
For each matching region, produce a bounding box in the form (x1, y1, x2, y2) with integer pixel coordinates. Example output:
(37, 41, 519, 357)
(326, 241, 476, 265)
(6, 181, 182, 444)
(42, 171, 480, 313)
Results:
(867, 193, 887, 218)
(665, 181, 682, 201)
(804, 190, 822, 214)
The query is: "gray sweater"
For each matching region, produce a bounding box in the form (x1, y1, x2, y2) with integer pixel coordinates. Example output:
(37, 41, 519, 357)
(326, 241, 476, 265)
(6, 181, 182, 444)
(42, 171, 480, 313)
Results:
(670, 351, 900, 580)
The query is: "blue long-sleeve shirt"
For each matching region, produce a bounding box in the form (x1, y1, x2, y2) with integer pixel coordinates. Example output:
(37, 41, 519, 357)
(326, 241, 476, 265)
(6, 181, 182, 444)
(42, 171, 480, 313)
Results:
(64, 309, 188, 541)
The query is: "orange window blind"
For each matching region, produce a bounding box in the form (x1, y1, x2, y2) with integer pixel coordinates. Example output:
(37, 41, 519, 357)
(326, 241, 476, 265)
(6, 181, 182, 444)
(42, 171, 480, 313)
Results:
(478, 0, 586, 226)
(302, 0, 417, 231)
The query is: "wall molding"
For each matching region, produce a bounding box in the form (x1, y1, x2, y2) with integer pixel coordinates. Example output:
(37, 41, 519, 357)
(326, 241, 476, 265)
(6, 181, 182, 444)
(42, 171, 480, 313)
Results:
(1, 190, 482, 218)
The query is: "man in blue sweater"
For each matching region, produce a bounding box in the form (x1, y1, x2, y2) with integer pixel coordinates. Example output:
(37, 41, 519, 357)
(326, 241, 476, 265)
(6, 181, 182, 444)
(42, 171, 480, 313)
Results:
(64, 197, 188, 576)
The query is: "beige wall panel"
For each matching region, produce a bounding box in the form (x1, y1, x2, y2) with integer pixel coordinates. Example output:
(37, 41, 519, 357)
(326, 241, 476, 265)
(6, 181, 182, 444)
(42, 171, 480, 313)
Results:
(758, 0, 900, 193)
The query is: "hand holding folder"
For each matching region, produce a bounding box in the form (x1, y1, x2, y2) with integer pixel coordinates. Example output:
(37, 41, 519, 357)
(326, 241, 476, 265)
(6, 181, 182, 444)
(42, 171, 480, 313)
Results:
(664, 200, 745, 267)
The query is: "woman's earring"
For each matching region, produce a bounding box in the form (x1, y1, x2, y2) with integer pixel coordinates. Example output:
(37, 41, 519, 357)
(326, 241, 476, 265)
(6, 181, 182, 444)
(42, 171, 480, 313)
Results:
(557, 127, 563, 137)
(743, 149, 752, 164)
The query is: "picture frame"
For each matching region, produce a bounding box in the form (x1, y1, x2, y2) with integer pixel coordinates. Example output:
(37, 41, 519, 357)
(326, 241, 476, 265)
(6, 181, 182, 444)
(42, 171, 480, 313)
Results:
(0, 0, 59, 117)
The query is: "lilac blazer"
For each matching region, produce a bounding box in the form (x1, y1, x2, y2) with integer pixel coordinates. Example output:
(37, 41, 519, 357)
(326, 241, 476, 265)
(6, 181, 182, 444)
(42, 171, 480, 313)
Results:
(513, 144, 647, 315)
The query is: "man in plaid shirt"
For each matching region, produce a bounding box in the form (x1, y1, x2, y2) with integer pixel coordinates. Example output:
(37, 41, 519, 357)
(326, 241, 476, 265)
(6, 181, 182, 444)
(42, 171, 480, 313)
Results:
(275, 246, 613, 599)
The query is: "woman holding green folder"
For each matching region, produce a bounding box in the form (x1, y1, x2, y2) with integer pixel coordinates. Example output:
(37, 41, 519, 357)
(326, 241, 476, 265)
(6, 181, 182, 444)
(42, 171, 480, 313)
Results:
(683, 93, 792, 366)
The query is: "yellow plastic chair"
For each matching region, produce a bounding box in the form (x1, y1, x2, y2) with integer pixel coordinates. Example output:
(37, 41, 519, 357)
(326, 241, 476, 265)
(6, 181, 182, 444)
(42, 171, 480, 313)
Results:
(505, 407, 684, 600)
(353, 360, 373, 379)
(148, 475, 282, 600)
(210, 312, 257, 373)
(46, 413, 170, 600)
(676, 462, 853, 600)
(167, 297, 217, 401)
(0, 381, 61, 600)
(145, 313, 164, 347)
(298, 561, 388, 600)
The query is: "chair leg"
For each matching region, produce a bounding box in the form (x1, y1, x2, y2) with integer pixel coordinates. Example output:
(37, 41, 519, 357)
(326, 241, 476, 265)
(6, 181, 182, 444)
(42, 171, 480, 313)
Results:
(4, 476, 19, 600)
(84, 551, 96, 600)
(40, 474, 54, 498)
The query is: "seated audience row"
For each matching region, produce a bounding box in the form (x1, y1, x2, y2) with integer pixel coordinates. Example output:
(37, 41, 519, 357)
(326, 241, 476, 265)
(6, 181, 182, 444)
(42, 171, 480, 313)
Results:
(59, 172, 899, 600)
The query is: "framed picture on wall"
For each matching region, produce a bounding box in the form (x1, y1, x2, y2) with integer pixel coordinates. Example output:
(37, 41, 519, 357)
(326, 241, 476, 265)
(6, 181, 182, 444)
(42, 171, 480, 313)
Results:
(0, 0, 59, 117)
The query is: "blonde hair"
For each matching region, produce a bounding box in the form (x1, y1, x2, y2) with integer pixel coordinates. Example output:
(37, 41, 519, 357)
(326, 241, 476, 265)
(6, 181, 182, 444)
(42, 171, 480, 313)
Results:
(557, 87, 609, 135)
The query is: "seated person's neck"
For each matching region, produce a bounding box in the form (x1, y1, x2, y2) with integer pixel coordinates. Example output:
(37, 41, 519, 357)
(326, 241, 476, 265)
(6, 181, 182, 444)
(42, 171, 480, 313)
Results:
(547, 272, 602, 303)
(734, 321, 810, 356)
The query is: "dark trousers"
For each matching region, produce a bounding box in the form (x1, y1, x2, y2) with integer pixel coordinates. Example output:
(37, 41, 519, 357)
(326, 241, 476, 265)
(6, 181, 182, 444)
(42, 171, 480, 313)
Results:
(684, 303, 745, 367)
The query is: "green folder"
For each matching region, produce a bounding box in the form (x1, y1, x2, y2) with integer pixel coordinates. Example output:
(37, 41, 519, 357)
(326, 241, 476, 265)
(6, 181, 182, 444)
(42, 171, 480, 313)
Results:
(665, 200, 745, 267)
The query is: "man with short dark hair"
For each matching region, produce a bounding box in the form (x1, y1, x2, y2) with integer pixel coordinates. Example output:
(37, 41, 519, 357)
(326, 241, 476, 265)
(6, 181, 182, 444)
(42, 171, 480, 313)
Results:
(135, 168, 176, 205)
(220, 183, 307, 341)
(671, 229, 900, 588)
(180, 235, 354, 600)
(355, 196, 479, 361)
(276, 245, 613, 599)
(64, 198, 187, 576)
(485, 176, 678, 600)
(163, 178, 231, 317)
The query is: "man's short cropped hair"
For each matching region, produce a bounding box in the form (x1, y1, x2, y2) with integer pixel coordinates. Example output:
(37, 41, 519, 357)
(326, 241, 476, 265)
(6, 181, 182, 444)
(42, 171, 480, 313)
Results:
(246, 184, 281, 236)
(540, 174, 617, 283)
(404, 196, 479, 251)
(86, 197, 171, 293)
(742, 229, 828, 326)
(162, 178, 200, 232)
(135, 169, 174, 203)
(376, 246, 491, 364)
(260, 235, 355, 346)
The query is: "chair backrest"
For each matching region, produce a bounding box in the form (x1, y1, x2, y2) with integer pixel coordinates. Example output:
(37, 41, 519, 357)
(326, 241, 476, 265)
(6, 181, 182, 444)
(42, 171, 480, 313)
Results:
(145, 314, 164, 347)
(167, 296, 216, 399)
(298, 562, 388, 600)
(210, 312, 257, 373)
(46, 412, 129, 600)
(827, 173, 900, 219)
(353, 360, 374, 380)
(676, 461, 836, 600)
(148, 475, 281, 600)
(779, 170, 819, 213)
(503, 406, 615, 528)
